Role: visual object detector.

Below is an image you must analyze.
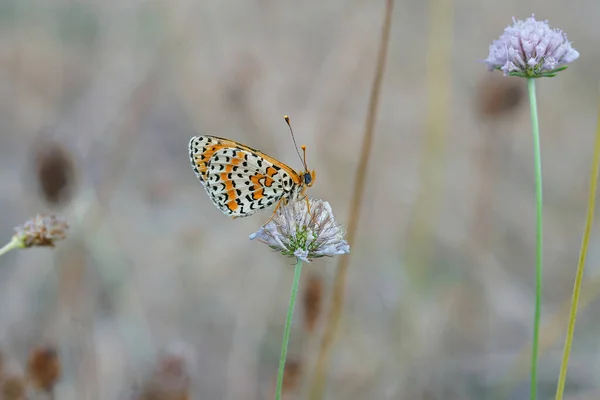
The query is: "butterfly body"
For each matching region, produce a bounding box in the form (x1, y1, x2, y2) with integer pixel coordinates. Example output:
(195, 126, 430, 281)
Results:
(188, 135, 315, 218)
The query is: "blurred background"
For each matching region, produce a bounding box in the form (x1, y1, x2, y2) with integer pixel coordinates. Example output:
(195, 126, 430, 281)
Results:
(0, 0, 599, 398)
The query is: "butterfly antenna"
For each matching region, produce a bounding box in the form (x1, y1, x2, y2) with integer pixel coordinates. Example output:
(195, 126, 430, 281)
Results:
(284, 115, 308, 170)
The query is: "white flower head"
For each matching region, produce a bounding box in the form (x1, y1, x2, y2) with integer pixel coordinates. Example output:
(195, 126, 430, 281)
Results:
(484, 14, 579, 78)
(14, 214, 68, 248)
(249, 198, 350, 263)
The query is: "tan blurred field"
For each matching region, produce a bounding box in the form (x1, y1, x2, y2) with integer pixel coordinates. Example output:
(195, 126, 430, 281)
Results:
(0, 0, 599, 398)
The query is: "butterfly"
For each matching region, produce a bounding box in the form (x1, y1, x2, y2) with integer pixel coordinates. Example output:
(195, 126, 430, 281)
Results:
(188, 116, 316, 221)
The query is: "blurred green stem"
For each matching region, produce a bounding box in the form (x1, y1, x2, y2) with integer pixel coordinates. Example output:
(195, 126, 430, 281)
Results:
(554, 101, 600, 400)
(528, 77, 543, 400)
(275, 258, 303, 400)
(0, 236, 22, 258)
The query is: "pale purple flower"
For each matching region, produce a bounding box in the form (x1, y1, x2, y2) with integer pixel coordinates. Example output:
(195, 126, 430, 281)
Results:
(485, 14, 579, 78)
(249, 198, 349, 263)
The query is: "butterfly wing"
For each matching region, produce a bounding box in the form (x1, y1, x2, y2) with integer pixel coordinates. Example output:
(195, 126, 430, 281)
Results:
(189, 136, 301, 217)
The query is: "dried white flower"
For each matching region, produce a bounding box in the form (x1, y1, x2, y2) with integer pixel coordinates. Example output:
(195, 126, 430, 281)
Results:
(485, 14, 579, 78)
(249, 198, 349, 263)
(14, 214, 68, 248)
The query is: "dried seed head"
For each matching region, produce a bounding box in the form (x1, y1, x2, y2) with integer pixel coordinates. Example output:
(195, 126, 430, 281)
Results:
(476, 76, 524, 119)
(484, 14, 579, 78)
(0, 375, 26, 400)
(282, 359, 302, 393)
(303, 273, 324, 333)
(26, 345, 60, 392)
(249, 198, 350, 263)
(13, 214, 68, 248)
(270, 358, 302, 398)
(134, 345, 191, 400)
(33, 139, 76, 207)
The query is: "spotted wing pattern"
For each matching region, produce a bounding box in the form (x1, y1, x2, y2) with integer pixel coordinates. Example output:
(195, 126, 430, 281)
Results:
(189, 135, 302, 217)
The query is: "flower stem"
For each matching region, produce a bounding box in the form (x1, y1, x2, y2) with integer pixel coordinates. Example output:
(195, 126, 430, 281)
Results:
(0, 236, 22, 258)
(528, 77, 543, 400)
(275, 258, 303, 400)
(554, 102, 600, 400)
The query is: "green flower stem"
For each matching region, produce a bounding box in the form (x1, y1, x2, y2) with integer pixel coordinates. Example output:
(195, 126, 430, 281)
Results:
(554, 103, 600, 400)
(0, 236, 22, 257)
(275, 258, 303, 400)
(528, 77, 543, 400)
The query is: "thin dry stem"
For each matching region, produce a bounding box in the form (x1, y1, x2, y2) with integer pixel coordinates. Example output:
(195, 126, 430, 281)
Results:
(309, 0, 394, 397)
(554, 100, 600, 400)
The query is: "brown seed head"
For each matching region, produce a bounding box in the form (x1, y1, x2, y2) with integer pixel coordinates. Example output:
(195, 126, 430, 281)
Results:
(33, 139, 76, 207)
(1, 375, 26, 400)
(476, 76, 524, 119)
(270, 358, 303, 398)
(135, 347, 191, 400)
(303, 273, 324, 333)
(282, 359, 302, 392)
(26, 345, 60, 392)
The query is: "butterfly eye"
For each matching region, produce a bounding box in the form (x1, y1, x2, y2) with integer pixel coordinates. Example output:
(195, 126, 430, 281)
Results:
(304, 173, 312, 185)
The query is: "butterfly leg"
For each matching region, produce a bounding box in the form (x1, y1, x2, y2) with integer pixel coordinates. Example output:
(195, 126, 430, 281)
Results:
(262, 197, 286, 226)
(297, 187, 312, 217)
(304, 195, 312, 217)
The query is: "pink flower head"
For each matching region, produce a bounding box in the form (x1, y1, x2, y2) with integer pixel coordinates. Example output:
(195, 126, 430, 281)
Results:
(485, 14, 579, 78)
